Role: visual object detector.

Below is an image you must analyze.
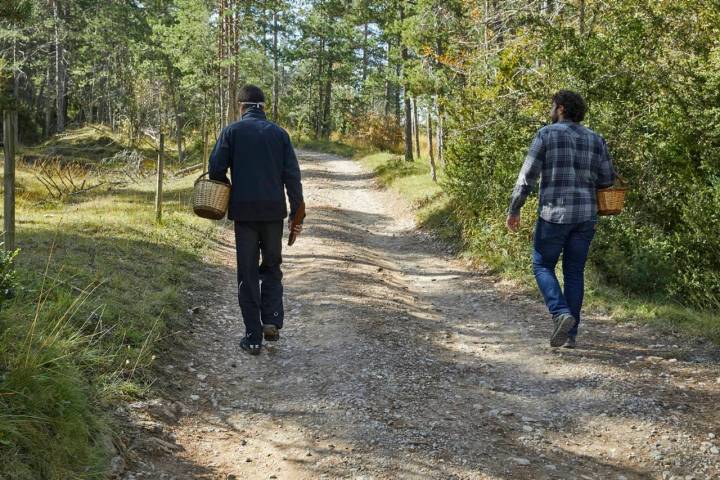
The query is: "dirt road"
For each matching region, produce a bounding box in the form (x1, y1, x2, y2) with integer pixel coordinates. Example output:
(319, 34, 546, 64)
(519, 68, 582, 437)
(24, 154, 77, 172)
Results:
(119, 150, 720, 480)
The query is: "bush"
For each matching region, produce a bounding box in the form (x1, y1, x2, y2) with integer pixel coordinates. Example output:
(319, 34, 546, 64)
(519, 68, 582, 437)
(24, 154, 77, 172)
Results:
(352, 113, 402, 153)
(441, 2, 720, 312)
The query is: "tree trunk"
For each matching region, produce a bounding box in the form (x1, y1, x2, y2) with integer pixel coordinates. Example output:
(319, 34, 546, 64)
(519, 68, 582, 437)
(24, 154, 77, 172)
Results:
(272, 6, 279, 122)
(395, 62, 401, 129)
(218, 0, 227, 128)
(404, 96, 413, 161)
(44, 63, 52, 137)
(384, 41, 391, 117)
(321, 70, 332, 139)
(413, 96, 420, 159)
(175, 104, 183, 165)
(54, 0, 65, 133)
(437, 97, 445, 167)
(361, 22, 369, 83)
(316, 36, 325, 138)
(427, 98, 436, 182)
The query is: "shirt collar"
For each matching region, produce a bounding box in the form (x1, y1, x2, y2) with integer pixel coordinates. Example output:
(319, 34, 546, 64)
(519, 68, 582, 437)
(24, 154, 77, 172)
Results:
(241, 108, 267, 120)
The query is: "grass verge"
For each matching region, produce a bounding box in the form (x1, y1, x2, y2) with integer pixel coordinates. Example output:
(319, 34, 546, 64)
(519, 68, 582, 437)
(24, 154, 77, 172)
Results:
(0, 126, 219, 478)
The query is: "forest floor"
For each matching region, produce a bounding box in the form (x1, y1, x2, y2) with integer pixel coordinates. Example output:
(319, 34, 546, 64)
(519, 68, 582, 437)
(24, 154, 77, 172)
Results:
(118, 150, 720, 480)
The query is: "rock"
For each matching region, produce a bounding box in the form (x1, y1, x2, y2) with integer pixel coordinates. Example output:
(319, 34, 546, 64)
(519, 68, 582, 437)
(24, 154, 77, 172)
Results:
(544, 464, 557, 470)
(522, 425, 533, 433)
(709, 433, 716, 439)
(710, 446, 719, 455)
(197, 373, 207, 381)
(110, 455, 125, 476)
(190, 394, 200, 401)
(145, 436, 181, 454)
(513, 457, 530, 466)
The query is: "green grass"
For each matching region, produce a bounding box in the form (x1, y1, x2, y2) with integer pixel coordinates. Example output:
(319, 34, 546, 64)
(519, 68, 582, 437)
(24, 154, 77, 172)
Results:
(356, 152, 720, 345)
(293, 135, 376, 159)
(0, 126, 221, 478)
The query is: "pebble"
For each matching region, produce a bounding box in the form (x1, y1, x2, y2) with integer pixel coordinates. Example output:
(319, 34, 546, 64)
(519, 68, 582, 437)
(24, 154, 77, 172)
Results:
(110, 455, 125, 475)
(513, 457, 530, 466)
(710, 446, 719, 454)
(709, 433, 716, 439)
(190, 395, 200, 401)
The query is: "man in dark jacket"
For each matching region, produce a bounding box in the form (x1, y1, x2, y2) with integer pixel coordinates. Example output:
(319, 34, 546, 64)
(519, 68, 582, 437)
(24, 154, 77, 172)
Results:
(209, 84, 304, 356)
(506, 90, 614, 349)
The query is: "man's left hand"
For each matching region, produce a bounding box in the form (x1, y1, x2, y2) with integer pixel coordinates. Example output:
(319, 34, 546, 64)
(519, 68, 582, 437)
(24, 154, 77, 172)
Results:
(506, 214, 521, 232)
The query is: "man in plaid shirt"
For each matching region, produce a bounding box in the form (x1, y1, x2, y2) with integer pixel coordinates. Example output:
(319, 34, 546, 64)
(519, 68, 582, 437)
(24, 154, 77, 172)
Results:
(506, 90, 614, 348)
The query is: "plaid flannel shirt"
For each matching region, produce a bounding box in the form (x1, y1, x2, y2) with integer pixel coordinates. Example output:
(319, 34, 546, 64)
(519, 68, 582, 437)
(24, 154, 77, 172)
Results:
(508, 120, 615, 224)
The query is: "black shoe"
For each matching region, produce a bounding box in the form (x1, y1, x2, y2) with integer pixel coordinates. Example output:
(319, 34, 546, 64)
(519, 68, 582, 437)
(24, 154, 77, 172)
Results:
(550, 314, 576, 348)
(563, 336, 577, 349)
(240, 336, 261, 355)
(263, 324, 280, 342)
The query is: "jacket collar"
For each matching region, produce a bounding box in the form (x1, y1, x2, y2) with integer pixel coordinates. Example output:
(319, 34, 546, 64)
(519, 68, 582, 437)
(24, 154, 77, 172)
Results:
(241, 108, 267, 120)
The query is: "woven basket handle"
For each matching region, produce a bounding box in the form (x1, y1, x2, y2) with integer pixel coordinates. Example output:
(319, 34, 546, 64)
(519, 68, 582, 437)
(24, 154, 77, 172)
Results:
(614, 170, 629, 187)
(195, 172, 231, 186)
(195, 171, 210, 185)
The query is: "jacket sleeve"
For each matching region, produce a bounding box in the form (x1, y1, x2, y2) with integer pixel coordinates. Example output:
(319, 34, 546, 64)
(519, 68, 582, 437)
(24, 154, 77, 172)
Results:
(208, 127, 231, 184)
(597, 137, 615, 189)
(507, 131, 544, 216)
(282, 132, 304, 221)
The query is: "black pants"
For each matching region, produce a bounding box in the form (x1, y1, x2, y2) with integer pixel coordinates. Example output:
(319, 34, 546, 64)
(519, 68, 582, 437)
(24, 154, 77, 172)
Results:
(234, 221, 284, 343)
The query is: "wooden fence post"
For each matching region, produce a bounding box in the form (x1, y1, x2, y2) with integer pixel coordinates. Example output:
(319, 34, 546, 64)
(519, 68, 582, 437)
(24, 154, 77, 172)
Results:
(3, 111, 17, 251)
(155, 133, 164, 223)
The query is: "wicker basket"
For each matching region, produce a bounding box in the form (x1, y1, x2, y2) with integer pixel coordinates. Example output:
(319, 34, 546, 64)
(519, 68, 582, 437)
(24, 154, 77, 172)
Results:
(192, 172, 230, 220)
(597, 174, 629, 216)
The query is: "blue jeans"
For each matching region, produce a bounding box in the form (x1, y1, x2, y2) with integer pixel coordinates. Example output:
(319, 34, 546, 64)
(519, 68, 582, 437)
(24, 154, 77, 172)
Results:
(532, 218, 596, 338)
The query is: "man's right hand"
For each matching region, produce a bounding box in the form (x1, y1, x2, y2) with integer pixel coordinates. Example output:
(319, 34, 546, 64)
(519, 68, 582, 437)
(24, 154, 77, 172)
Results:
(290, 222, 303, 236)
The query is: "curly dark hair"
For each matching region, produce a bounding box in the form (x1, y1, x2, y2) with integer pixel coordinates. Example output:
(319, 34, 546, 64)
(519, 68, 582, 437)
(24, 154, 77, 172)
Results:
(238, 84, 265, 104)
(552, 90, 587, 122)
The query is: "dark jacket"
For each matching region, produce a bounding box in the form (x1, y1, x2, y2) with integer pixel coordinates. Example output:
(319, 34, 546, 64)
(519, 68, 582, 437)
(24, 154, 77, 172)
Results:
(208, 108, 303, 222)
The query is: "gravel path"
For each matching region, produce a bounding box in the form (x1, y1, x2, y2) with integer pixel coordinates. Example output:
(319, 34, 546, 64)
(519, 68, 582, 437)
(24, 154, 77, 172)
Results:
(118, 150, 720, 480)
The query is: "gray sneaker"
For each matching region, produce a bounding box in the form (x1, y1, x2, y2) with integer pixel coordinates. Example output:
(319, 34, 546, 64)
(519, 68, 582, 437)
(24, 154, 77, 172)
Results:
(550, 314, 576, 347)
(563, 336, 577, 349)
